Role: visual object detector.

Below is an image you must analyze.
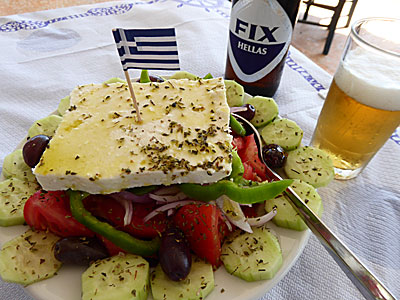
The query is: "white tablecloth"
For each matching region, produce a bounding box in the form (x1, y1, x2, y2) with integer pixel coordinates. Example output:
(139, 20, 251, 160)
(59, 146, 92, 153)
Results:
(0, 1, 399, 300)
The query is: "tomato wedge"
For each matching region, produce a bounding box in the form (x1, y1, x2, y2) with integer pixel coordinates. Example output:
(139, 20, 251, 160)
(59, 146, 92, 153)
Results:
(83, 194, 168, 239)
(23, 190, 94, 237)
(242, 162, 258, 181)
(241, 134, 267, 181)
(173, 203, 224, 267)
(232, 136, 245, 152)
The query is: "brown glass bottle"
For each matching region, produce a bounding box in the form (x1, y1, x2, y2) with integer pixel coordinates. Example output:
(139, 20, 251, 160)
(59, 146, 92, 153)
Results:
(225, 0, 301, 97)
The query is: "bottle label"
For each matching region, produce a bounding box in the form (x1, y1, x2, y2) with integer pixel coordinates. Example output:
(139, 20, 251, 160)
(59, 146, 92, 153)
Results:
(228, 0, 292, 83)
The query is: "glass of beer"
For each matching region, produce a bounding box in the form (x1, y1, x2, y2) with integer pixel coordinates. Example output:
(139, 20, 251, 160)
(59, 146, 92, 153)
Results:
(311, 17, 400, 180)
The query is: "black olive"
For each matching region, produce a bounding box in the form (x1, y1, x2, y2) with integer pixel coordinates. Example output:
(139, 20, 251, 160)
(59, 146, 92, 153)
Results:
(22, 135, 51, 168)
(159, 227, 192, 281)
(262, 144, 288, 169)
(136, 74, 165, 83)
(149, 75, 165, 83)
(54, 236, 108, 266)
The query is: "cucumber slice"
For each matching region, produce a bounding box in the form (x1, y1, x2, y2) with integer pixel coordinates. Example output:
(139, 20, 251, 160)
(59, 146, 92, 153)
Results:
(2, 149, 36, 182)
(82, 254, 149, 300)
(265, 179, 323, 231)
(57, 96, 70, 116)
(0, 229, 62, 286)
(151, 256, 214, 300)
(245, 96, 278, 128)
(260, 118, 303, 151)
(27, 115, 62, 139)
(284, 146, 334, 188)
(103, 77, 126, 84)
(221, 226, 282, 281)
(169, 71, 200, 80)
(0, 178, 39, 226)
(225, 80, 244, 107)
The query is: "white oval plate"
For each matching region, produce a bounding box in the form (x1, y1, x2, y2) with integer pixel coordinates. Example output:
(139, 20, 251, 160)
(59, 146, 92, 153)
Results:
(0, 87, 310, 300)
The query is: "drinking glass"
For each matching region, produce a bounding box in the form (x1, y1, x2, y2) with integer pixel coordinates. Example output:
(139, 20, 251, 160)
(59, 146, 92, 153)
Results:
(311, 17, 400, 180)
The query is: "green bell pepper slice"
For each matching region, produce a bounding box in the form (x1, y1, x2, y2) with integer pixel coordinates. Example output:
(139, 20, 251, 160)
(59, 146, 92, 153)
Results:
(229, 150, 244, 183)
(127, 185, 157, 196)
(179, 178, 293, 204)
(68, 190, 160, 256)
(230, 114, 246, 136)
(140, 69, 151, 83)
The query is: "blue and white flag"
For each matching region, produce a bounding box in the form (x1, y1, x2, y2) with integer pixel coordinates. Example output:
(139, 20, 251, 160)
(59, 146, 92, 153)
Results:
(112, 28, 180, 71)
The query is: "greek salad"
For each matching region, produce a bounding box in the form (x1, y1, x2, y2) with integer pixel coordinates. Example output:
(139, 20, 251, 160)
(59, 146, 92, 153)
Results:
(0, 70, 334, 300)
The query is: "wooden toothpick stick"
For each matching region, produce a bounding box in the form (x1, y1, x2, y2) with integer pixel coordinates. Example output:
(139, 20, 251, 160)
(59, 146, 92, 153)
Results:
(124, 70, 142, 123)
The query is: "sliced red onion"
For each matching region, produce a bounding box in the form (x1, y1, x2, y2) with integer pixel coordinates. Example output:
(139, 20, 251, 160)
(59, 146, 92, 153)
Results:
(114, 197, 133, 226)
(230, 106, 248, 113)
(247, 208, 277, 227)
(216, 196, 252, 233)
(110, 191, 154, 226)
(125, 201, 133, 226)
(219, 212, 233, 232)
(214, 201, 233, 231)
(148, 192, 188, 203)
(110, 191, 153, 204)
(143, 200, 200, 222)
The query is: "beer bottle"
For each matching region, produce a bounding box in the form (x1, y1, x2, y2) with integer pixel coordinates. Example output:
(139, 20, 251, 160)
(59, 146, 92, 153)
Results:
(225, 0, 301, 97)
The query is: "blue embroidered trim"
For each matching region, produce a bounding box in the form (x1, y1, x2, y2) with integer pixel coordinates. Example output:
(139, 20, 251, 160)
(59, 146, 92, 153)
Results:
(0, 3, 135, 32)
(285, 52, 326, 92)
(174, 0, 229, 18)
(0, 0, 230, 33)
(391, 128, 400, 146)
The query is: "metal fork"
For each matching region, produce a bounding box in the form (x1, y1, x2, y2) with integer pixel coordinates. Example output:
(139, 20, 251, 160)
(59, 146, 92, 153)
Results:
(232, 113, 397, 300)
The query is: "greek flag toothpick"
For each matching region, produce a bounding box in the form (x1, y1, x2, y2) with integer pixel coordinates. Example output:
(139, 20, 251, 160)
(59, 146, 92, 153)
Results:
(112, 28, 180, 123)
(112, 28, 180, 70)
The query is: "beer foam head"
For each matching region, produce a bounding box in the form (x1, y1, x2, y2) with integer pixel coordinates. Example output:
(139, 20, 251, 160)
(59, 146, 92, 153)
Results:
(335, 47, 400, 111)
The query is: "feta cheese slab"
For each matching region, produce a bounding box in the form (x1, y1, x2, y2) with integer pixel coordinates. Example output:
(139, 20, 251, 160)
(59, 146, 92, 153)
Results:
(34, 78, 232, 194)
